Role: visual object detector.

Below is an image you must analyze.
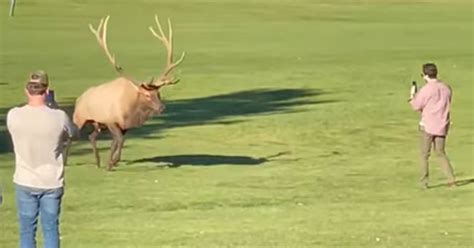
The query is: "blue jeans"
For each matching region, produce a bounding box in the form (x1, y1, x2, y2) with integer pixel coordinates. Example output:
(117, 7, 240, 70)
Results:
(15, 185, 63, 248)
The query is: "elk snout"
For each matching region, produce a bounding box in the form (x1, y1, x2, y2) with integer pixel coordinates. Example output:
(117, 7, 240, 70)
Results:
(152, 102, 165, 115)
(157, 104, 165, 114)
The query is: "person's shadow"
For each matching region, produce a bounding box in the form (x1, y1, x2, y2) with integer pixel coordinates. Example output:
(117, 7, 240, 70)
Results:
(428, 178, 474, 189)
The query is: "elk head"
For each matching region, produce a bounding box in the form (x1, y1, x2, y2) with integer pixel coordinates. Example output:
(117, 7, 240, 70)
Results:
(88, 15, 186, 115)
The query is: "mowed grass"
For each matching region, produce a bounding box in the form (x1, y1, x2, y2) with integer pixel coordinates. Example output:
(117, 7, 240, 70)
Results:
(0, 0, 473, 247)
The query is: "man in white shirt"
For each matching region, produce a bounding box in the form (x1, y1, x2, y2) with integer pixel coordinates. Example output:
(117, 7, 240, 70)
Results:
(7, 70, 75, 248)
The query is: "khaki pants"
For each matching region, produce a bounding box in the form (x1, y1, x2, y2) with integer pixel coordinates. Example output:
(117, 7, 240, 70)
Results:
(419, 131, 455, 185)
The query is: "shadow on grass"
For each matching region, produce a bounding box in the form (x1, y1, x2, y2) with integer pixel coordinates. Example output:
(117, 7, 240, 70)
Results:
(0, 88, 336, 156)
(128, 152, 291, 167)
(0, 106, 14, 155)
(428, 178, 474, 189)
(128, 88, 335, 137)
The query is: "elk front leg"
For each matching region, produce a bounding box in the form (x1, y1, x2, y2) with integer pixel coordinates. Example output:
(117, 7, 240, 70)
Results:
(107, 124, 124, 171)
(89, 124, 101, 168)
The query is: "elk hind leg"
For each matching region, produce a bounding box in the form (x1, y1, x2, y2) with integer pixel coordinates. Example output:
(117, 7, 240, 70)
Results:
(89, 123, 101, 168)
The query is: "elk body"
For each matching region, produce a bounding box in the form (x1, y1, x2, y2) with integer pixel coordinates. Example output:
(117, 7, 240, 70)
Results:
(73, 16, 185, 170)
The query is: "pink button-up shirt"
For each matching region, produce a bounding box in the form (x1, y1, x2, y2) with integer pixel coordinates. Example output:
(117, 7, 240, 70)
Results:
(410, 79, 452, 136)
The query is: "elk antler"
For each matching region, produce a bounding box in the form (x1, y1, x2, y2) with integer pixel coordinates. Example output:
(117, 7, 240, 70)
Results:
(89, 16, 123, 73)
(148, 15, 186, 87)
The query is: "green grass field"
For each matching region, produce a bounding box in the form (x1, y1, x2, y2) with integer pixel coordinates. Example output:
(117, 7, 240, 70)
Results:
(0, 0, 473, 247)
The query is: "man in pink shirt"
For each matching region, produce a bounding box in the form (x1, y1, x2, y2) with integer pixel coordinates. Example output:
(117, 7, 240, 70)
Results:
(409, 63, 456, 189)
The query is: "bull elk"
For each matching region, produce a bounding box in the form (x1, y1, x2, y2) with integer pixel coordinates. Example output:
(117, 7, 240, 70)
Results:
(73, 15, 185, 170)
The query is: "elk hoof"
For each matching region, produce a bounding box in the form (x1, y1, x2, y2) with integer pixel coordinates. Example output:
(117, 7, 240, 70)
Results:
(107, 161, 118, 171)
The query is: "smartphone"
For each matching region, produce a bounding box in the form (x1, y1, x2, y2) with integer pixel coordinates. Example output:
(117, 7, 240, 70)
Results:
(46, 90, 59, 109)
(412, 81, 417, 93)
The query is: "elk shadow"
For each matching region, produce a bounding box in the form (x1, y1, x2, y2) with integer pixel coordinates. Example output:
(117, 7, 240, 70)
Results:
(0, 106, 14, 155)
(0, 130, 11, 155)
(127, 152, 292, 167)
(130, 88, 336, 137)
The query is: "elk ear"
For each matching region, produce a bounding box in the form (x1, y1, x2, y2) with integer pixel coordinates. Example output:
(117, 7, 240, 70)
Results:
(138, 88, 152, 98)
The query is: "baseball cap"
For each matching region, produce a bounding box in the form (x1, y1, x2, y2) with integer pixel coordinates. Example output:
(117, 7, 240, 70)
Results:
(28, 70, 49, 85)
(26, 70, 49, 93)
